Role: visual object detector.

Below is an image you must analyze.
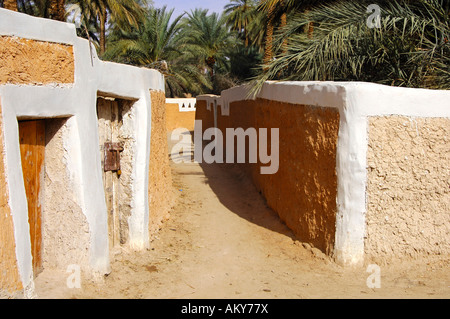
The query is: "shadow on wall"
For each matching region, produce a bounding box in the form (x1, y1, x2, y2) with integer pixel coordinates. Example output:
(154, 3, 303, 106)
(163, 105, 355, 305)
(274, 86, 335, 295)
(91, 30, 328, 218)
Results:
(193, 99, 339, 257)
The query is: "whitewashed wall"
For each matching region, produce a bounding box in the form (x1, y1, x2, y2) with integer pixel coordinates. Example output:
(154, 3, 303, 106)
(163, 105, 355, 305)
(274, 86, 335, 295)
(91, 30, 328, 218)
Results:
(0, 8, 164, 296)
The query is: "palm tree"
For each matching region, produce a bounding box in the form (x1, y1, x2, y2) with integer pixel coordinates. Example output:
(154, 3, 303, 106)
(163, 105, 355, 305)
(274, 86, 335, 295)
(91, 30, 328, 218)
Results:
(6, 0, 65, 21)
(103, 6, 212, 97)
(49, 0, 65, 21)
(258, 0, 276, 66)
(224, 0, 257, 47)
(258, 0, 330, 66)
(16, 0, 46, 17)
(245, 7, 268, 51)
(105, 6, 181, 66)
(180, 9, 237, 91)
(251, 0, 450, 94)
(257, 0, 297, 66)
(67, 0, 147, 56)
(3, 0, 17, 11)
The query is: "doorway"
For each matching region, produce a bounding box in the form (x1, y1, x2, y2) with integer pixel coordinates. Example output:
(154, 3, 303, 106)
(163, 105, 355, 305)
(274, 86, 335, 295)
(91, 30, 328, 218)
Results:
(97, 95, 135, 249)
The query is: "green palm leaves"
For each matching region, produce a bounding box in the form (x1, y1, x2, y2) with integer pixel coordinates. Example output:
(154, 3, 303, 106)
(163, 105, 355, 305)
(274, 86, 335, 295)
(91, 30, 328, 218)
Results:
(224, 0, 257, 46)
(66, 0, 146, 55)
(9, 0, 448, 96)
(104, 7, 234, 97)
(251, 0, 450, 94)
(180, 10, 237, 79)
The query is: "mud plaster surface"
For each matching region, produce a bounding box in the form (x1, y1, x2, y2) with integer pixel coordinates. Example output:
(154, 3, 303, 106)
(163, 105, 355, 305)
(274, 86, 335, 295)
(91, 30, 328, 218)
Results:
(215, 99, 339, 255)
(165, 103, 196, 132)
(42, 118, 90, 272)
(148, 91, 175, 238)
(195, 100, 214, 131)
(366, 116, 450, 264)
(0, 36, 74, 85)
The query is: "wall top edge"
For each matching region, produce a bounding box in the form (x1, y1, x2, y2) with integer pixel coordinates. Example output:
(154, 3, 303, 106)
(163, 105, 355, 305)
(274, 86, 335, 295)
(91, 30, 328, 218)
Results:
(196, 81, 450, 118)
(0, 8, 165, 95)
(165, 98, 196, 112)
(166, 98, 197, 103)
(0, 8, 76, 45)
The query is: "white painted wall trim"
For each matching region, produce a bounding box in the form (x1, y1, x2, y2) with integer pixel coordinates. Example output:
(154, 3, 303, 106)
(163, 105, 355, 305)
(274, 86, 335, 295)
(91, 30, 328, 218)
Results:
(166, 98, 197, 112)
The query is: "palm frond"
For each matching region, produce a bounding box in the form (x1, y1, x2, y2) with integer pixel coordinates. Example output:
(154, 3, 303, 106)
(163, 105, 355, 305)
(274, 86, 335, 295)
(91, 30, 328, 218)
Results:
(250, 0, 450, 95)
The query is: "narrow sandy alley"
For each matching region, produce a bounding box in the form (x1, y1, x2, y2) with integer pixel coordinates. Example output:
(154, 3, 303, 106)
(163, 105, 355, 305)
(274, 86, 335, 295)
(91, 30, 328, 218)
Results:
(34, 139, 449, 299)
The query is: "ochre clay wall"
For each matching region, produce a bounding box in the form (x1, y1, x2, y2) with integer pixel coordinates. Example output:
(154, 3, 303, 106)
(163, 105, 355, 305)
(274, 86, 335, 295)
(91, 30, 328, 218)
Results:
(366, 116, 450, 264)
(166, 103, 196, 132)
(195, 100, 214, 132)
(149, 91, 175, 238)
(203, 98, 340, 255)
(0, 100, 23, 297)
(0, 36, 74, 85)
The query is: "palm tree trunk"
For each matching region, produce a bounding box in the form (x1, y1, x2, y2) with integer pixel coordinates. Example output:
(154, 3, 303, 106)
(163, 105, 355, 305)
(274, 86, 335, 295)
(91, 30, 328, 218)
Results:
(244, 27, 249, 47)
(99, 6, 107, 56)
(206, 56, 216, 84)
(308, 21, 314, 39)
(263, 3, 276, 69)
(303, 10, 314, 39)
(49, 0, 66, 21)
(3, 0, 17, 11)
(280, 12, 288, 55)
(263, 17, 274, 69)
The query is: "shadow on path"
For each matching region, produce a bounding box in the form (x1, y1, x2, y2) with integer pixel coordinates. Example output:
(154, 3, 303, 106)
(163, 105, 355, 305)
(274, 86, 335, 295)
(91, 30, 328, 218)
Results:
(200, 162, 297, 242)
(168, 129, 296, 241)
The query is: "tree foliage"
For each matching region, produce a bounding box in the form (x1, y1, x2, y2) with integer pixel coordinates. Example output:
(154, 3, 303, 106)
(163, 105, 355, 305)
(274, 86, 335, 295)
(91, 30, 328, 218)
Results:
(103, 6, 212, 97)
(4, 0, 448, 96)
(251, 0, 450, 94)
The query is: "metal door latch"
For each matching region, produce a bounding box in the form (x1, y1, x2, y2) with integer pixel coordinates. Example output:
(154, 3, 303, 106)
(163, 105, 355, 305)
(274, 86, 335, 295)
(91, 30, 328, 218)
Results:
(104, 142, 124, 172)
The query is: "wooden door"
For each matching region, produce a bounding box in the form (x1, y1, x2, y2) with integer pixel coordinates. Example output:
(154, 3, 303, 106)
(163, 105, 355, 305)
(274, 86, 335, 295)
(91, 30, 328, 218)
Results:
(97, 97, 121, 248)
(19, 120, 45, 276)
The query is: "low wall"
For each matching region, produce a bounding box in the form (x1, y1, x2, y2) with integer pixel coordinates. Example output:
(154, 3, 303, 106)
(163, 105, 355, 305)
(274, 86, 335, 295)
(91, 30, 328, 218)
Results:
(196, 81, 450, 266)
(195, 98, 214, 132)
(166, 98, 196, 132)
(365, 116, 449, 264)
(149, 92, 175, 238)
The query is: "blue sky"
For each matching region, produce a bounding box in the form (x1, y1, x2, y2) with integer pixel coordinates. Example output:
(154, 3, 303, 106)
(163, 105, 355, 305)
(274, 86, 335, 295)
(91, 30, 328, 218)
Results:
(152, 0, 231, 18)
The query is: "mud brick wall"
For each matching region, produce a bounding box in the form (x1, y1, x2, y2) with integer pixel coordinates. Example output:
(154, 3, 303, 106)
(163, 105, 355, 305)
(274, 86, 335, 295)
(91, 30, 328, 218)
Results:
(42, 118, 90, 270)
(200, 98, 340, 255)
(195, 99, 214, 132)
(197, 81, 450, 266)
(149, 91, 175, 238)
(0, 8, 166, 296)
(166, 102, 196, 132)
(366, 116, 450, 264)
(0, 36, 74, 85)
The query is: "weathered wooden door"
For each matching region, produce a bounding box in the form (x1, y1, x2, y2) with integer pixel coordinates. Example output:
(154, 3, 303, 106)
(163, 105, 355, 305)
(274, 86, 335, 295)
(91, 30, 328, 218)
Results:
(97, 97, 121, 248)
(19, 120, 45, 276)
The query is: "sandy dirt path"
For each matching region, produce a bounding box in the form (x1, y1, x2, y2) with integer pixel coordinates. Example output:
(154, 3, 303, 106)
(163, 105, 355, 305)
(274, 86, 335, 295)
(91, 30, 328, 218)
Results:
(34, 137, 449, 299)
